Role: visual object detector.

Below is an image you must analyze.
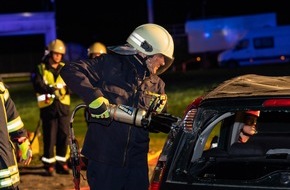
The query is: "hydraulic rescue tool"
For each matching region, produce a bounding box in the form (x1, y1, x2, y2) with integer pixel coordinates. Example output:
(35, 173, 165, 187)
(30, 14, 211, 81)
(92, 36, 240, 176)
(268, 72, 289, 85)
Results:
(69, 104, 86, 190)
(69, 98, 181, 190)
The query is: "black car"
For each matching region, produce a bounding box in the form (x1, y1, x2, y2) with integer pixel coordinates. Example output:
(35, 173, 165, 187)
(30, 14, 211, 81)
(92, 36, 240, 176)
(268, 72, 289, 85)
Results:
(150, 74, 290, 190)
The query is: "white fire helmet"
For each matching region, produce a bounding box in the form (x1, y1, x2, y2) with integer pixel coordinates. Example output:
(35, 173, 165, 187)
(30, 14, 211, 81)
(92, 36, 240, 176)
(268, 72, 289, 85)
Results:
(127, 23, 174, 75)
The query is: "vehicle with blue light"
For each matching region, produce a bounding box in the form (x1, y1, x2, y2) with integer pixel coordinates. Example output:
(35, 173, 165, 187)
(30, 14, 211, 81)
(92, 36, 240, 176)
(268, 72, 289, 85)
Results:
(184, 13, 276, 68)
(218, 26, 290, 67)
(149, 74, 290, 190)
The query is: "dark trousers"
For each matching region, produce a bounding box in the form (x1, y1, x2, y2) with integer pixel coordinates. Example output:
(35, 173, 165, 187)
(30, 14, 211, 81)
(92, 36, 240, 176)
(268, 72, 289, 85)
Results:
(41, 115, 69, 163)
(87, 160, 149, 190)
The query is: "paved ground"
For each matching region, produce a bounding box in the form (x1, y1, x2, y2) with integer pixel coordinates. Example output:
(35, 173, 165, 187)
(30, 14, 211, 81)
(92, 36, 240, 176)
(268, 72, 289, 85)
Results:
(18, 151, 160, 190)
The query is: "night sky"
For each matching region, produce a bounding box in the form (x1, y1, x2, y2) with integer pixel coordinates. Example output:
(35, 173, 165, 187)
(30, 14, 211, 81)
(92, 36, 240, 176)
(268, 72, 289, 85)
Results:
(0, 0, 288, 47)
(54, 0, 289, 47)
(0, 0, 288, 72)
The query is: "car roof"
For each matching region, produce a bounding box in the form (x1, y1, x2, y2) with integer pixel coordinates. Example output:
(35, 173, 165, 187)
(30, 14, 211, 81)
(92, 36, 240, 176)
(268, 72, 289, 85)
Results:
(203, 74, 290, 99)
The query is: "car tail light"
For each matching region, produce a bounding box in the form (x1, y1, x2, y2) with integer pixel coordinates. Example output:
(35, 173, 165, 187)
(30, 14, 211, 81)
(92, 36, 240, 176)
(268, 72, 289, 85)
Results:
(149, 118, 180, 190)
(183, 96, 202, 115)
(149, 182, 160, 190)
(183, 108, 197, 130)
(149, 161, 166, 190)
(263, 99, 290, 107)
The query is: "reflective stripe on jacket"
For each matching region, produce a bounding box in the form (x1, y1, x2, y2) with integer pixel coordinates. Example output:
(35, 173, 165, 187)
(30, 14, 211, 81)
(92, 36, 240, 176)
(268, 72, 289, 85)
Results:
(0, 81, 27, 188)
(0, 165, 19, 188)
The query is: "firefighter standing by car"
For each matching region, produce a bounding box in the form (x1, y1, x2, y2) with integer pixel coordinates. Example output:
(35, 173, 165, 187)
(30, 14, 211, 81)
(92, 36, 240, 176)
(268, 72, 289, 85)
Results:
(31, 39, 71, 176)
(60, 23, 174, 190)
(0, 78, 32, 189)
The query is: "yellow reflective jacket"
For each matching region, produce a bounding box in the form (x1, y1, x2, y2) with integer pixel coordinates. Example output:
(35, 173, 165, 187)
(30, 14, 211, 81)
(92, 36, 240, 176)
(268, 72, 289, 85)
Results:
(35, 62, 70, 108)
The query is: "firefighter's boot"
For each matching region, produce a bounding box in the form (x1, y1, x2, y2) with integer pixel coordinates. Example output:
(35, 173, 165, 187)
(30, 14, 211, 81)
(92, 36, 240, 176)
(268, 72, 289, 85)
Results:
(56, 161, 71, 175)
(43, 163, 56, 177)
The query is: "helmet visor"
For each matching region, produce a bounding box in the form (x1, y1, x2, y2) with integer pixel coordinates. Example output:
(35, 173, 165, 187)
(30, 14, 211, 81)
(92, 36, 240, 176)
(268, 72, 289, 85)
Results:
(156, 56, 174, 75)
(244, 115, 258, 126)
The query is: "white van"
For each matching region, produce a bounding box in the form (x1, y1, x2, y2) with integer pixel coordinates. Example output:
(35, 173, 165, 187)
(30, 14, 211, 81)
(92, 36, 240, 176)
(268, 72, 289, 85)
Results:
(218, 26, 290, 67)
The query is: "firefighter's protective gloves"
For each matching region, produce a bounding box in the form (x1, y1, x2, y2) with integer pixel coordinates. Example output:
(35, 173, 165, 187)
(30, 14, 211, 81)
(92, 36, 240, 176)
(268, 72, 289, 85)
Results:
(89, 97, 110, 118)
(149, 94, 167, 113)
(18, 138, 32, 165)
(146, 113, 180, 133)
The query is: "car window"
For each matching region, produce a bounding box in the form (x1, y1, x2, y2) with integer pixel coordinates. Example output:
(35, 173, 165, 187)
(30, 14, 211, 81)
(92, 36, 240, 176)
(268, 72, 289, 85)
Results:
(186, 110, 290, 181)
(191, 112, 235, 162)
(203, 121, 221, 151)
(201, 113, 235, 157)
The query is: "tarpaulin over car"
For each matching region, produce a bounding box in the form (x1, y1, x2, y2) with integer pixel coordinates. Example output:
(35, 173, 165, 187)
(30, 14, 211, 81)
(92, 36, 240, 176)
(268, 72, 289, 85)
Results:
(203, 74, 290, 99)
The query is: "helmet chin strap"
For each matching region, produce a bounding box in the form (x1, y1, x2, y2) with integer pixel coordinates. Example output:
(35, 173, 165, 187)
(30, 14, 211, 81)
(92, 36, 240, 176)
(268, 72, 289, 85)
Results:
(241, 127, 257, 136)
(134, 54, 151, 77)
(135, 53, 152, 65)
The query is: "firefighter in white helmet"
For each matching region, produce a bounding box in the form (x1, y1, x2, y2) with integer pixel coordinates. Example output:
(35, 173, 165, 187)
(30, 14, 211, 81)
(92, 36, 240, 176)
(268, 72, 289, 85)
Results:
(60, 23, 174, 189)
(31, 39, 71, 176)
(126, 23, 174, 75)
(87, 42, 107, 59)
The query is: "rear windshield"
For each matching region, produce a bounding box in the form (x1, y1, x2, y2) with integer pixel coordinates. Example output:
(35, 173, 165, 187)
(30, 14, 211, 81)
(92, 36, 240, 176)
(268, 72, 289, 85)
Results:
(171, 110, 290, 186)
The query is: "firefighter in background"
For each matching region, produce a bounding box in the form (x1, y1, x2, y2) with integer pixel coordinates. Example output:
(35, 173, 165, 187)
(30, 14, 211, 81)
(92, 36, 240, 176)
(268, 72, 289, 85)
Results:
(31, 39, 71, 176)
(76, 42, 108, 170)
(87, 42, 107, 59)
(83, 42, 108, 125)
(0, 78, 32, 189)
